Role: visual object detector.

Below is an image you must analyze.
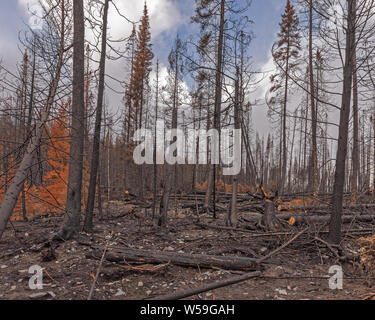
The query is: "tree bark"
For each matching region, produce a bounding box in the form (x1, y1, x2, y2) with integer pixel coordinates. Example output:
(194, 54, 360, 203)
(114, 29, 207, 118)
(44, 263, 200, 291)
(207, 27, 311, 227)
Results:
(329, 0, 356, 245)
(152, 61, 159, 219)
(83, 0, 109, 232)
(309, 0, 319, 195)
(204, 0, 225, 211)
(351, 50, 359, 202)
(59, 0, 85, 239)
(90, 246, 265, 271)
(226, 67, 240, 226)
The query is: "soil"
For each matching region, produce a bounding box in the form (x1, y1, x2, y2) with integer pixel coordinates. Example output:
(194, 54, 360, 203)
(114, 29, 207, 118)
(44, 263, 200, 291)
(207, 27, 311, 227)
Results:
(0, 200, 374, 300)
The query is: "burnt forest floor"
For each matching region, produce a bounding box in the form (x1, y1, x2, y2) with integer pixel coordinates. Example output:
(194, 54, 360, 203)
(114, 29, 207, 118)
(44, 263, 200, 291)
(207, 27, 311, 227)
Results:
(1, 198, 375, 301)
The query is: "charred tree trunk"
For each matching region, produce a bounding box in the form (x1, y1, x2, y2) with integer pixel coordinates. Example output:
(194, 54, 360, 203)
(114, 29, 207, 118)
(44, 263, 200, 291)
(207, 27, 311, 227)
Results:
(309, 0, 319, 196)
(59, 0, 85, 239)
(329, 0, 356, 245)
(226, 67, 240, 227)
(83, 0, 109, 232)
(204, 0, 225, 212)
(91, 246, 263, 271)
(157, 107, 177, 228)
(152, 61, 159, 219)
(261, 200, 278, 231)
(351, 50, 359, 202)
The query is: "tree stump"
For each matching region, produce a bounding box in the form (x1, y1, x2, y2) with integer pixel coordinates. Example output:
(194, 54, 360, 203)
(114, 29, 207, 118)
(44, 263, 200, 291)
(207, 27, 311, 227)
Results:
(261, 200, 278, 231)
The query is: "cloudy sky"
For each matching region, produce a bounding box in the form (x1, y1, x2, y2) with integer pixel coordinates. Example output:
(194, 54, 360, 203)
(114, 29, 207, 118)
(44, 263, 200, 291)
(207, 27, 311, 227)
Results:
(0, 0, 286, 136)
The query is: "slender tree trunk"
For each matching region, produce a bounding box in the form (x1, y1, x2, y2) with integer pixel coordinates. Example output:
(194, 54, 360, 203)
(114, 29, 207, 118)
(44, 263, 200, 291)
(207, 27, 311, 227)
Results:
(281, 39, 290, 195)
(351, 50, 359, 202)
(59, 0, 85, 239)
(158, 107, 177, 228)
(329, 0, 356, 245)
(20, 53, 29, 222)
(226, 67, 240, 226)
(303, 98, 308, 191)
(288, 114, 297, 192)
(97, 169, 103, 221)
(373, 107, 375, 193)
(205, 0, 225, 211)
(152, 61, 159, 219)
(83, 0, 109, 232)
(309, 0, 319, 195)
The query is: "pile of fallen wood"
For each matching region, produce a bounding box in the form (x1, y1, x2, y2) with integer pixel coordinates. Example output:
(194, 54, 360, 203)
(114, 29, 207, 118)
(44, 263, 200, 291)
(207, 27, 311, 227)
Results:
(88, 245, 268, 271)
(143, 190, 375, 218)
(86, 228, 309, 300)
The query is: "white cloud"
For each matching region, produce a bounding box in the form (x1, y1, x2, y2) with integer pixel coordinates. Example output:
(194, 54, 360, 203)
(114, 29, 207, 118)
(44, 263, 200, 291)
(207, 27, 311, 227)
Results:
(17, 0, 40, 8)
(105, 0, 185, 42)
(18, 0, 185, 39)
(17, 0, 187, 123)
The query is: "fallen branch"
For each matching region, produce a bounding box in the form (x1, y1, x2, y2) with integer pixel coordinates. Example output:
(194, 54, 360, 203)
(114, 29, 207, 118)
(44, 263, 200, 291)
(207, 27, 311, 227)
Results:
(122, 263, 170, 273)
(87, 232, 113, 300)
(258, 228, 309, 263)
(314, 237, 340, 259)
(279, 203, 375, 212)
(196, 222, 256, 233)
(242, 214, 375, 224)
(148, 271, 261, 300)
(89, 245, 274, 271)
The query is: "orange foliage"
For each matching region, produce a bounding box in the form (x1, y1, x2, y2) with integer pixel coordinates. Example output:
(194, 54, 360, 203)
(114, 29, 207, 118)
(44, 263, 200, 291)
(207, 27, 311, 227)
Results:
(195, 180, 252, 194)
(38, 107, 70, 212)
(358, 235, 375, 277)
(128, 3, 154, 130)
(195, 181, 208, 191)
(9, 106, 71, 220)
(278, 197, 322, 213)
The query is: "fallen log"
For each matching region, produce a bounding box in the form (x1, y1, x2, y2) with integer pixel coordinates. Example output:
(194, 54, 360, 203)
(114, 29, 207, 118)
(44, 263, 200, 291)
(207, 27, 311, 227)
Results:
(89, 246, 271, 271)
(196, 222, 256, 233)
(278, 203, 375, 212)
(242, 213, 375, 224)
(148, 271, 261, 300)
(148, 228, 307, 300)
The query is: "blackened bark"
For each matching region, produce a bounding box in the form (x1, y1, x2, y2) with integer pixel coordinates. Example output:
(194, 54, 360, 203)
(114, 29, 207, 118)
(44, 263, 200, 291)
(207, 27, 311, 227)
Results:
(351, 51, 359, 201)
(83, 0, 109, 232)
(226, 67, 240, 226)
(59, 0, 85, 239)
(329, 0, 356, 245)
(152, 61, 159, 219)
(204, 0, 225, 210)
(309, 0, 319, 195)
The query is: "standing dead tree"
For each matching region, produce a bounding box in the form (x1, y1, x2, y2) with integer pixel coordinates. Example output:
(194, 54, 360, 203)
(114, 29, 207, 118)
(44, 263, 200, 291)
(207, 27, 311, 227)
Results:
(83, 0, 110, 232)
(157, 36, 185, 228)
(328, 0, 357, 244)
(58, 0, 85, 239)
(0, 0, 68, 240)
(268, 0, 301, 194)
